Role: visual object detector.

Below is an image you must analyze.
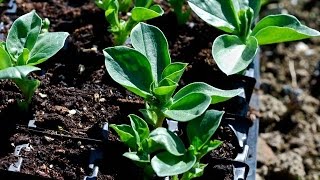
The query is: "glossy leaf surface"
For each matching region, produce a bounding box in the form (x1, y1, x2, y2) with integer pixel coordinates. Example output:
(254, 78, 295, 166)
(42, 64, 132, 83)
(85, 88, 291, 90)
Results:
(151, 151, 196, 177)
(149, 127, 185, 156)
(6, 10, 42, 58)
(131, 5, 164, 22)
(28, 32, 69, 65)
(187, 0, 238, 33)
(187, 110, 224, 150)
(165, 93, 211, 122)
(173, 82, 243, 104)
(252, 14, 320, 45)
(131, 22, 170, 83)
(212, 34, 258, 75)
(104, 47, 153, 98)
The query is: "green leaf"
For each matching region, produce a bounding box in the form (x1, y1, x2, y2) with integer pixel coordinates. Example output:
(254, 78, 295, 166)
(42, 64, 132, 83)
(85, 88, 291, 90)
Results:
(131, 23, 170, 83)
(6, 10, 42, 58)
(143, 138, 163, 154)
(118, 0, 132, 12)
(123, 152, 150, 163)
(187, 0, 239, 33)
(104, 47, 154, 98)
(104, 0, 120, 31)
(0, 46, 12, 70)
(252, 14, 320, 45)
(139, 108, 158, 126)
(173, 82, 243, 104)
(129, 114, 150, 143)
(231, 0, 248, 13)
(212, 34, 258, 75)
(153, 78, 178, 96)
(168, 0, 191, 25)
(249, 0, 261, 19)
(161, 62, 188, 83)
(187, 110, 224, 150)
(27, 32, 69, 65)
(231, 0, 261, 19)
(110, 124, 138, 150)
(13, 78, 40, 103)
(198, 140, 223, 158)
(0, 41, 5, 48)
(0, 66, 40, 79)
(237, 8, 254, 39)
(17, 48, 30, 65)
(182, 162, 207, 179)
(149, 5, 164, 14)
(151, 151, 196, 177)
(135, 0, 152, 7)
(149, 127, 185, 156)
(165, 93, 211, 122)
(131, 5, 164, 22)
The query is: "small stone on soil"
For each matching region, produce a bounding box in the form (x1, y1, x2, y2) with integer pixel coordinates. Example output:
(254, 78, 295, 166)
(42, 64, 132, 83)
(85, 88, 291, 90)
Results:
(68, 109, 77, 115)
(38, 93, 47, 98)
(78, 64, 85, 74)
(99, 98, 106, 102)
(44, 136, 54, 142)
(36, 170, 50, 178)
(94, 93, 100, 102)
(55, 149, 66, 154)
(54, 105, 69, 114)
(39, 164, 47, 170)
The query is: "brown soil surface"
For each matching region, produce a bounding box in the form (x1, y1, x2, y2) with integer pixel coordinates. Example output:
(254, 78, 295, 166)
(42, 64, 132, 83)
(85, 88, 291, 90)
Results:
(0, 0, 252, 179)
(257, 1, 320, 180)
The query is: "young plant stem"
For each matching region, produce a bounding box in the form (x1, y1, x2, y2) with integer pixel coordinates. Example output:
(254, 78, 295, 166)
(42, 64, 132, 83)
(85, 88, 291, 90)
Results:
(17, 101, 30, 112)
(180, 173, 189, 180)
(155, 109, 166, 128)
(114, 18, 137, 45)
(172, 175, 179, 180)
(114, 31, 130, 45)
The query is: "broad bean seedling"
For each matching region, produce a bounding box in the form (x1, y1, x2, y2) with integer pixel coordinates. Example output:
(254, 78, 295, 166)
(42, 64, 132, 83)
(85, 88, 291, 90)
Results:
(104, 22, 243, 179)
(0, 11, 68, 109)
(96, 0, 164, 45)
(188, 0, 320, 75)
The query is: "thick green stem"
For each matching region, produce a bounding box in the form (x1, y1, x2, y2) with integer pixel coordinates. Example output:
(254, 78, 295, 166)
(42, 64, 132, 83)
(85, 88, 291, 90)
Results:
(13, 78, 40, 111)
(155, 109, 165, 128)
(113, 17, 137, 45)
(180, 171, 190, 180)
(113, 31, 130, 45)
(172, 175, 179, 180)
(143, 165, 155, 180)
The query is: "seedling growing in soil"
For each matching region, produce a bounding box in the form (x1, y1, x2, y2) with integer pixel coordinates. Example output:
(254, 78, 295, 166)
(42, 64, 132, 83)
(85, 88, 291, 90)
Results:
(95, 0, 164, 45)
(0, 11, 69, 109)
(168, 0, 191, 25)
(187, 0, 320, 75)
(104, 22, 242, 127)
(111, 110, 224, 179)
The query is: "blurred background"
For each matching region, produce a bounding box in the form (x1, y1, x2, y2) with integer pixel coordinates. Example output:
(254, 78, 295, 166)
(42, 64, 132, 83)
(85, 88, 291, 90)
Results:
(258, 0, 320, 179)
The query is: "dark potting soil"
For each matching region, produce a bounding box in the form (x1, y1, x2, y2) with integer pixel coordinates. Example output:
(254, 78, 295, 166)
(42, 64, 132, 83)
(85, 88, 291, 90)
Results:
(0, 0, 250, 179)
